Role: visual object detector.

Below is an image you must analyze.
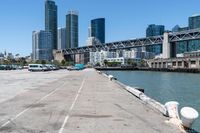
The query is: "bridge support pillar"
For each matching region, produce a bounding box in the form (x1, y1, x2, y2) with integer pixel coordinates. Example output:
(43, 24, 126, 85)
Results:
(163, 32, 170, 59)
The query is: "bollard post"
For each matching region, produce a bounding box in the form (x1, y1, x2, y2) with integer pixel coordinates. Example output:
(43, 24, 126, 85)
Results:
(180, 107, 199, 129)
(165, 101, 180, 119)
(108, 75, 114, 81)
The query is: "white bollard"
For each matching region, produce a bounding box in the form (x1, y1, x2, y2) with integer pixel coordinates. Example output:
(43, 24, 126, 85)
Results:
(108, 75, 114, 81)
(165, 101, 179, 119)
(180, 107, 199, 129)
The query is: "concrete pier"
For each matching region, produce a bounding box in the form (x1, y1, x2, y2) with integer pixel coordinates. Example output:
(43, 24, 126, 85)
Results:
(0, 69, 181, 133)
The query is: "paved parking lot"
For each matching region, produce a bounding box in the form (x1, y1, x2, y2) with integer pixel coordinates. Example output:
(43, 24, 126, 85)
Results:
(0, 70, 69, 104)
(0, 69, 181, 133)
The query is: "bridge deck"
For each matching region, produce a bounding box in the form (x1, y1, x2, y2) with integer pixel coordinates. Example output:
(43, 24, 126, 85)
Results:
(0, 69, 180, 133)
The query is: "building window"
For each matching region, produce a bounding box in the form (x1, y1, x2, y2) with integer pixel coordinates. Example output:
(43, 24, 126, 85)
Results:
(191, 61, 196, 64)
(178, 61, 182, 66)
(159, 62, 161, 67)
(172, 62, 176, 66)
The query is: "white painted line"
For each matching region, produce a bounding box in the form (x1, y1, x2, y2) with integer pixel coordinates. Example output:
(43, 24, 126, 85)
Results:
(0, 82, 67, 129)
(58, 77, 85, 133)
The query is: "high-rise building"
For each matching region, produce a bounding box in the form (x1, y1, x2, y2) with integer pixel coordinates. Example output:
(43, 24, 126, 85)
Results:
(32, 30, 53, 61)
(172, 25, 189, 32)
(66, 11, 79, 48)
(91, 18, 105, 43)
(86, 26, 102, 46)
(189, 14, 200, 29)
(45, 0, 57, 49)
(88, 26, 92, 37)
(57, 28, 66, 50)
(146, 24, 165, 37)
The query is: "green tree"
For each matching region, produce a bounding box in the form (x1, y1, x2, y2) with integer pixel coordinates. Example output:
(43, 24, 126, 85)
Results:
(3, 59, 11, 65)
(52, 60, 60, 66)
(18, 57, 27, 66)
(127, 59, 132, 65)
(41, 60, 46, 65)
(95, 62, 100, 67)
(103, 59, 108, 66)
(35, 60, 41, 64)
(140, 60, 146, 67)
(107, 61, 121, 67)
(61, 59, 66, 66)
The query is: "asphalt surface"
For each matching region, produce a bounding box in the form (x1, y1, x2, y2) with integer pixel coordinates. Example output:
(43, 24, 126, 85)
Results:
(0, 69, 181, 133)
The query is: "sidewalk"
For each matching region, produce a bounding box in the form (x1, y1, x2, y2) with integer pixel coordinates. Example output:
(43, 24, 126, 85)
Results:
(62, 69, 181, 133)
(0, 69, 181, 133)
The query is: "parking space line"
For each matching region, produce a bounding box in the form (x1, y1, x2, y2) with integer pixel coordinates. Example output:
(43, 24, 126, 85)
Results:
(58, 77, 86, 133)
(0, 81, 67, 129)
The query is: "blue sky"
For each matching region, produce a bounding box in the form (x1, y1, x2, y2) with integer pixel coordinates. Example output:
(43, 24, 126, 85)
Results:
(0, 0, 199, 56)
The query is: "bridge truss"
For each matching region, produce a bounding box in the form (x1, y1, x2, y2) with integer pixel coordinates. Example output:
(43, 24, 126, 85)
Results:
(58, 29, 200, 55)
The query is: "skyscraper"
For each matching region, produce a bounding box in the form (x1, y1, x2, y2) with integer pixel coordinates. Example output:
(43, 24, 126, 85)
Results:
(91, 18, 105, 43)
(45, 0, 57, 50)
(32, 30, 53, 61)
(172, 25, 189, 32)
(189, 14, 200, 29)
(66, 11, 79, 48)
(57, 27, 66, 50)
(146, 24, 165, 37)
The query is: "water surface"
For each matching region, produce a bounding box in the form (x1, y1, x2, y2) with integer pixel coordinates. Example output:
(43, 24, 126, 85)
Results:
(104, 71, 200, 131)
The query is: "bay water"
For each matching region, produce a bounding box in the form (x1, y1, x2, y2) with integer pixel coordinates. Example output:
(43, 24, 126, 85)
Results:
(104, 71, 200, 131)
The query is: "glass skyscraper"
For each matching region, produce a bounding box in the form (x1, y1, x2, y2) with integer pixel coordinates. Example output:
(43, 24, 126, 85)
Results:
(146, 24, 165, 37)
(57, 27, 66, 50)
(66, 11, 79, 48)
(91, 18, 105, 44)
(189, 14, 200, 29)
(172, 25, 189, 32)
(45, 0, 57, 50)
(32, 30, 53, 61)
(174, 14, 200, 54)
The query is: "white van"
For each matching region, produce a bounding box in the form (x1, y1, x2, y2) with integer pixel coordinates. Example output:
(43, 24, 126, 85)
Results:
(28, 64, 44, 72)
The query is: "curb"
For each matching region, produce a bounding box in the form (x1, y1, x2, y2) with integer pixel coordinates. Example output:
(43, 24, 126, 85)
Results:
(96, 70, 167, 115)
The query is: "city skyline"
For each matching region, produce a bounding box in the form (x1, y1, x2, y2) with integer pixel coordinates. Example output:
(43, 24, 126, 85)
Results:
(0, 0, 200, 56)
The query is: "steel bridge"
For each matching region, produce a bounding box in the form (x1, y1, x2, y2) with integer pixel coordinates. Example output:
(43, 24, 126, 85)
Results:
(57, 29, 200, 55)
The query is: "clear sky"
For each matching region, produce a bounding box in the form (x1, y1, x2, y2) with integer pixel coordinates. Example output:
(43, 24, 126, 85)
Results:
(0, 0, 199, 56)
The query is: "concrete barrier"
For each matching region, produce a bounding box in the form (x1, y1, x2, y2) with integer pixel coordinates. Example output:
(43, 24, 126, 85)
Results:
(125, 86, 143, 98)
(140, 94, 167, 115)
(124, 86, 167, 115)
(102, 73, 109, 78)
(104, 75, 167, 115)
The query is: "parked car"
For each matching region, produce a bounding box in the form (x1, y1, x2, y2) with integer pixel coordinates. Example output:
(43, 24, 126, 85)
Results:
(28, 64, 44, 72)
(0, 64, 23, 70)
(75, 64, 85, 70)
(44, 64, 53, 71)
(45, 64, 59, 71)
(67, 64, 85, 71)
(0, 65, 6, 70)
(67, 66, 77, 71)
(42, 65, 49, 71)
(52, 65, 60, 70)
(11, 65, 23, 70)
